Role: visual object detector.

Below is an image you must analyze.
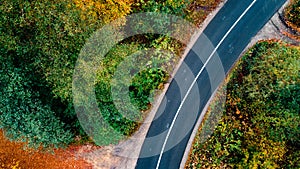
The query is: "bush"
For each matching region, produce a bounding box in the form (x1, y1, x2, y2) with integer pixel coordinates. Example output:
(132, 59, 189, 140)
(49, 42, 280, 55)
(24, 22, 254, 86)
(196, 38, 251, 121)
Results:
(130, 68, 168, 110)
(94, 44, 169, 137)
(133, 0, 188, 15)
(285, 0, 300, 28)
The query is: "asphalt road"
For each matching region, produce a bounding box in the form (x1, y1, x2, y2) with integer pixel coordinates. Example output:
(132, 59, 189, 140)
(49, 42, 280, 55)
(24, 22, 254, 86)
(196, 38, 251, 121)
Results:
(135, 0, 287, 168)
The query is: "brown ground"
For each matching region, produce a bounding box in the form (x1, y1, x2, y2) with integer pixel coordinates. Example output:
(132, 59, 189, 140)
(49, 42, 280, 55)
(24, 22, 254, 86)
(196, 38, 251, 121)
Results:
(0, 130, 93, 169)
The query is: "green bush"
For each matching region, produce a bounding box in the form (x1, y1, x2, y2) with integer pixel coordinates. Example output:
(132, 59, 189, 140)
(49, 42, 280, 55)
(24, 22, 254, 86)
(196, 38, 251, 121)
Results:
(133, 0, 188, 15)
(94, 44, 169, 137)
(129, 0, 189, 47)
(130, 68, 168, 110)
(94, 44, 140, 136)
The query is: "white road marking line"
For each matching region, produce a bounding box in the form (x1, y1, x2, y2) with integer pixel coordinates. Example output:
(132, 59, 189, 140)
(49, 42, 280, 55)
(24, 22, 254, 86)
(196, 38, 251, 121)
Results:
(155, 0, 257, 168)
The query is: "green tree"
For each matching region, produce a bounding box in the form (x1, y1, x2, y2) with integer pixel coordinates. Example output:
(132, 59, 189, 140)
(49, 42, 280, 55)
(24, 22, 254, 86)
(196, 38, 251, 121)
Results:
(0, 57, 73, 148)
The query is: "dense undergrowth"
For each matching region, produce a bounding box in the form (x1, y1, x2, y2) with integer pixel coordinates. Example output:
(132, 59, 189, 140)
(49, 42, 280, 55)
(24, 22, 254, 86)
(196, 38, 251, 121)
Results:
(186, 41, 300, 168)
(0, 0, 221, 148)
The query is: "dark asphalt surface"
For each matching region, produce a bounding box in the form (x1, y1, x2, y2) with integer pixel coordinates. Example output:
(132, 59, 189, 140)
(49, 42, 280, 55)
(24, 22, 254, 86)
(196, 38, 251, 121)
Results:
(135, 0, 287, 168)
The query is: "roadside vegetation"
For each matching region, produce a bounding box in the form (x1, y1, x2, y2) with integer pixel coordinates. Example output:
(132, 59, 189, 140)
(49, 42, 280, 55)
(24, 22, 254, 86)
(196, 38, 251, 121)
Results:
(186, 41, 300, 168)
(284, 0, 300, 28)
(0, 0, 221, 150)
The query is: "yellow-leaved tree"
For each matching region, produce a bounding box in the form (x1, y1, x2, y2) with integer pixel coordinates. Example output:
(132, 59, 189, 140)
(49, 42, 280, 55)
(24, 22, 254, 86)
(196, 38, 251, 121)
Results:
(73, 0, 134, 25)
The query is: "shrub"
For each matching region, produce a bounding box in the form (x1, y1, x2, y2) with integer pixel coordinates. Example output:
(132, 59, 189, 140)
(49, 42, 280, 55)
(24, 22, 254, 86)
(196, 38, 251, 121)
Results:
(285, 0, 300, 28)
(130, 68, 168, 110)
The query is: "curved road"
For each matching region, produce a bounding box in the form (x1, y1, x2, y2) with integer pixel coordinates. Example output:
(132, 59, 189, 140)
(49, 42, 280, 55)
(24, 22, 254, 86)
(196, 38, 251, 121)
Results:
(135, 0, 287, 168)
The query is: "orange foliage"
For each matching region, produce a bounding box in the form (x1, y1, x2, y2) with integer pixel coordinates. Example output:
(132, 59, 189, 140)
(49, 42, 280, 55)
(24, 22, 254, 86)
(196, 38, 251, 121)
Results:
(0, 130, 92, 169)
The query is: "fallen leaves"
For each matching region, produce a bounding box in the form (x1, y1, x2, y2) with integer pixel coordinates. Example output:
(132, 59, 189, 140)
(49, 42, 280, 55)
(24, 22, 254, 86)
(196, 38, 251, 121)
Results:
(0, 130, 92, 169)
